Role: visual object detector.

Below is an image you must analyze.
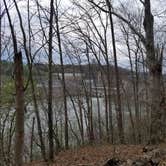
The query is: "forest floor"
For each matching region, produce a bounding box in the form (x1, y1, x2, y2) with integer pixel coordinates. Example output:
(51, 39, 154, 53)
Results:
(24, 144, 166, 166)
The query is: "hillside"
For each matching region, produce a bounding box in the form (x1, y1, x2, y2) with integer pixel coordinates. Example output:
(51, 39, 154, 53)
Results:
(24, 144, 166, 166)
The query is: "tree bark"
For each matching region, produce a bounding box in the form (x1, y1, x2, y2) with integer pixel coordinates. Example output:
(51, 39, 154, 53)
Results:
(30, 117, 35, 162)
(3, 0, 25, 164)
(0, 2, 2, 106)
(143, 0, 163, 144)
(48, 0, 54, 160)
(0, 3, 2, 162)
(14, 52, 24, 166)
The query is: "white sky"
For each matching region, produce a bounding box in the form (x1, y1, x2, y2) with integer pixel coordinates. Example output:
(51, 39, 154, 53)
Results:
(1, 0, 166, 69)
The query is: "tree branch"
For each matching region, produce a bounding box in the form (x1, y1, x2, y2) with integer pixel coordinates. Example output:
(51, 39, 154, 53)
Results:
(139, 0, 145, 6)
(88, 0, 146, 46)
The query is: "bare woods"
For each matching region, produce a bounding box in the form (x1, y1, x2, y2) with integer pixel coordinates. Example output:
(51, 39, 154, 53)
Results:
(0, 0, 166, 165)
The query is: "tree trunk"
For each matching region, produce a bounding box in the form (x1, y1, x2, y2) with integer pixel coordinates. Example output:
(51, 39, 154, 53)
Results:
(30, 117, 35, 162)
(86, 43, 94, 143)
(3, 0, 25, 164)
(78, 96, 85, 144)
(104, 31, 113, 143)
(0, 2, 2, 106)
(55, 0, 69, 149)
(48, 0, 54, 160)
(106, 0, 125, 143)
(13, 0, 47, 160)
(143, 0, 163, 144)
(0, 3, 2, 163)
(14, 52, 24, 166)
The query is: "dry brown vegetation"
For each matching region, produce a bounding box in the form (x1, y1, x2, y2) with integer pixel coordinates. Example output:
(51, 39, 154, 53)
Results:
(24, 144, 146, 166)
(24, 144, 166, 166)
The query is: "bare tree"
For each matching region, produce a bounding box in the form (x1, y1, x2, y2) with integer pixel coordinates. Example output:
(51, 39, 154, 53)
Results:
(88, 0, 165, 144)
(105, 0, 125, 143)
(143, 0, 164, 143)
(13, 0, 47, 160)
(48, 0, 54, 160)
(3, 0, 25, 165)
(54, 0, 69, 149)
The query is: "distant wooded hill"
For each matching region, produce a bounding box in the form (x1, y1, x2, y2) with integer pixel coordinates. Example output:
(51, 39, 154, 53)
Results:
(1, 61, 148, 81)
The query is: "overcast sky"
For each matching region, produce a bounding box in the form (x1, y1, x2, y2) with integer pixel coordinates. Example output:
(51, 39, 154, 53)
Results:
(1, 0, 166, 69)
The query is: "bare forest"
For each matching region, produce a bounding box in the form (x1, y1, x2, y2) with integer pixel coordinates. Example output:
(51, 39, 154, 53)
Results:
(0, 0, 166, 165)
